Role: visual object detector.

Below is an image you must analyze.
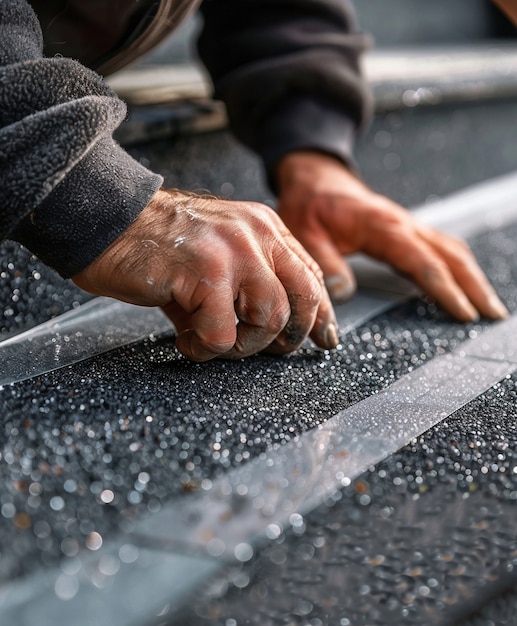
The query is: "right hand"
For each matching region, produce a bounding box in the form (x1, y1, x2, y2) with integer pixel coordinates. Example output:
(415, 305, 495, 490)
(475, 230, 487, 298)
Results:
(72, 188, 338, 362)
(276, 150, 509, 322)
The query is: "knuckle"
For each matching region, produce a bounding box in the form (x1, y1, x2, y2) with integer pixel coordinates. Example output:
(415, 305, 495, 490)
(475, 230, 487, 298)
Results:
(302, 254, 325, 284)
(249, 203, 284, 235)
(267, 304, 291, 334)
(421, 257, 448, 282)
(196, 335, 235, 356)
(298, 273, 324, 306)
(150, 276, 175, 304)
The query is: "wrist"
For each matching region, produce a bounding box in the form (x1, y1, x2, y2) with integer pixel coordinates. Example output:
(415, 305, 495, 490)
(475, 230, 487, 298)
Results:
(276, 150, 363, 197)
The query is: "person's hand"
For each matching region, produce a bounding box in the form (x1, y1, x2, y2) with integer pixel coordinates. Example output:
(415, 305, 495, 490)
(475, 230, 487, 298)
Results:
(72, 188, 338, 361)
(276, 150, 508, 322)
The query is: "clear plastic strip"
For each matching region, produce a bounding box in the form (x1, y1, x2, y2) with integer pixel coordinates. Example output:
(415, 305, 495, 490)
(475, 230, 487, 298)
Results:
(0, 298, 173, 386)
(2, 316, 516, 625)
(0, 290, 406, 387)
(131, 316, 517, 557)
(3, 169, 517, 386)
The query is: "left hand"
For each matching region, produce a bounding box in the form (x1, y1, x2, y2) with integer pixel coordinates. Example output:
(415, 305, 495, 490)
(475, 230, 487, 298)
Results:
(276, 150, 508, 322)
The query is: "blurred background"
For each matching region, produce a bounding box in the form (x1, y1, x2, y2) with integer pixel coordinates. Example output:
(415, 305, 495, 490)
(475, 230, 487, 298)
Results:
(109, 0, 517, 214)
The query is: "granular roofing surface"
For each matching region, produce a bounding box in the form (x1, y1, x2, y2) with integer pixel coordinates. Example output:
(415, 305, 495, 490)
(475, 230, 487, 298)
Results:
(2, 140, 517, 624)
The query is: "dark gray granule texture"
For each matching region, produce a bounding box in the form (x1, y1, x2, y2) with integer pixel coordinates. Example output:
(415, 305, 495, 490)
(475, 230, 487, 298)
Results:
(0, 293, 487, 583)
(1, 198, 517, 619)
(176, 374, 517, 626)
(0, 240, 91, 338)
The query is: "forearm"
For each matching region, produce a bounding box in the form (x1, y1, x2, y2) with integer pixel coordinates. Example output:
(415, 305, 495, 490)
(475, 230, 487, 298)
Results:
(0, 0, 162, 276)
(198, 0, 373, 182)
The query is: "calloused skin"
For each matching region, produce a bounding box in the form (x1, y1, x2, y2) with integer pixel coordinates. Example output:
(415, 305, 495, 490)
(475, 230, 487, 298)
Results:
(73, 150, 508, 362)
(73, 188, 339, 362)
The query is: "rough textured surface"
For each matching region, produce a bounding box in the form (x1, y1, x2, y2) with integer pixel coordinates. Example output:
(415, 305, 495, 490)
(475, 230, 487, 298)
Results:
(0, 295, 457, 582)
(0, 241, 92, 339)
(0, 223, 516, 621)
(176, 372, 517, 625)
(2, 129, 517, 623)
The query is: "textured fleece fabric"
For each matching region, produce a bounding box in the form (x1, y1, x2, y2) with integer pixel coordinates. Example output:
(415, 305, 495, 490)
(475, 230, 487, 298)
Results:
(1, 0, 372, 277)
(198, 0, 372, 188)
(1, 0, 163, 277)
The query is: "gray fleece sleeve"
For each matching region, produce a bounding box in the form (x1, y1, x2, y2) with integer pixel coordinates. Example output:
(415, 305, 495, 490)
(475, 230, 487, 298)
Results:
(198, 0, 373, 189)
(0, 0, 163, 277)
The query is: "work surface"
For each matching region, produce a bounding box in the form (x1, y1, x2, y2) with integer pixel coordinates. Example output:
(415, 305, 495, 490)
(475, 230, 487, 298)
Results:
(2, 165, 517, 625)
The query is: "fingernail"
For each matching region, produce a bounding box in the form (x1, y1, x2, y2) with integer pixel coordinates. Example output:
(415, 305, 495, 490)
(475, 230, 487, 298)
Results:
(487, 294, 509, 319)
(457, 294, 479, 322)
(324, 322, 339, 349)
(325, 275, 355, 303)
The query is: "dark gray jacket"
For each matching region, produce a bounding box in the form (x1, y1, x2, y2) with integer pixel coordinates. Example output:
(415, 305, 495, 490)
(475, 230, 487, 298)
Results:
(0, 0, 372, 277)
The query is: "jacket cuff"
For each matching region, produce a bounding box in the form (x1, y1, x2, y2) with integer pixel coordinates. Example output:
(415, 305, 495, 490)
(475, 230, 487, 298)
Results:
(254, 96, 358, 193)
(11, 138, 163, 278)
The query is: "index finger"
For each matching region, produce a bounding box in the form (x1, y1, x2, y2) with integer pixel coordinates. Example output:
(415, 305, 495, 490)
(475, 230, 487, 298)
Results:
(267, 231, 339, 354)
(416, 225, 508, 320)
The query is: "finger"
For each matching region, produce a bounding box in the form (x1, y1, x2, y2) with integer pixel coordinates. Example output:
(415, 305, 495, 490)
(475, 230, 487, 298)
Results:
(290, 234, 341, 349)
(298, 223, 357, 303)
(220, 271, 292, 359)
(267, 234, 339, 354)
(160, 301, 190, 334)
(308, 277, 340, 351)
(379, 235, 481, 322)
(164, 270, 292, 360)
(163, 289, 238, 361)
(278, 197, 356, 303)
(416, 226, 509, 320)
